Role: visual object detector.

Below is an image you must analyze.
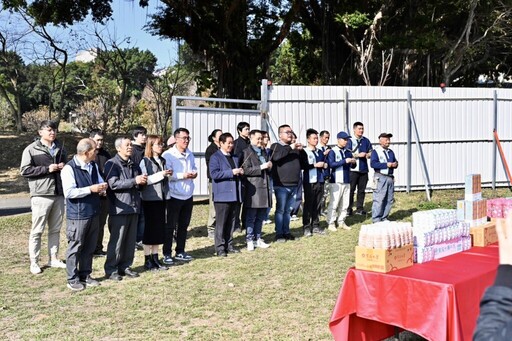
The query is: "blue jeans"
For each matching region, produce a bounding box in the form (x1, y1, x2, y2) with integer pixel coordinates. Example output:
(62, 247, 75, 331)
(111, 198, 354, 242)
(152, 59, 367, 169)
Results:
(245, 208, 267, 241)
(274, 186, 297, 238)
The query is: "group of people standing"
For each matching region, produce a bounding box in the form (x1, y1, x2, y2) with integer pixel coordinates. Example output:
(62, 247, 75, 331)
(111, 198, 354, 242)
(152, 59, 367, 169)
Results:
(20, 119, 398, 291)
(204, 121, 399, 254)
(20, 121, 198, 290)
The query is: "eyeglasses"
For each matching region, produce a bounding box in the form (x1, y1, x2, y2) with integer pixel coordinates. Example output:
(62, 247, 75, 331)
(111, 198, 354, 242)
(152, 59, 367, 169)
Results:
(177, 136, 192, 141)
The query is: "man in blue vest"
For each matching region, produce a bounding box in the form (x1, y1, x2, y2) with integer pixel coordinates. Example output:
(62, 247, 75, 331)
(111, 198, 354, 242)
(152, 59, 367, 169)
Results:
(300, 128, 328, 236)
(61, 138, 108, 291)
(370, 133, 398, 223)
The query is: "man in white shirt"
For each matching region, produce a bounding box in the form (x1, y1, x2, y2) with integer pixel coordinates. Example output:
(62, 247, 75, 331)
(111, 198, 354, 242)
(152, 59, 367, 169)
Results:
(162, 128, 198, 263)
(61, 138, 108, 291)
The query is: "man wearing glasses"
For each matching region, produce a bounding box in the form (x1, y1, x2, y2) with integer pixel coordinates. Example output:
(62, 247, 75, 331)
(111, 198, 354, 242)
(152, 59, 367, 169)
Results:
(270, 124, 303, 242)
(20, 120, 68, 274)
(162, 128, 197, 263)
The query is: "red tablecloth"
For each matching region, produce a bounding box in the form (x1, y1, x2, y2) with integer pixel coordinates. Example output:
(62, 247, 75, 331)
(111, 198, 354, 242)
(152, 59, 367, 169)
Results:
(329, 245, 499, 341)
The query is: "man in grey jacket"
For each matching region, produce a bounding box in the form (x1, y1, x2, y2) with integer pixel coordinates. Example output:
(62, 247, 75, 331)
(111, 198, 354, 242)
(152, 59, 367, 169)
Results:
(20, 120, 67, 275)
(103, 137, 147, 281)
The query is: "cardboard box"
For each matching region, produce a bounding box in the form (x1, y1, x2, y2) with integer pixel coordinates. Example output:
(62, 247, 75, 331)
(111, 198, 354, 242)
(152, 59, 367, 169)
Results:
(470, 222, 498, 247)
(355, 244, 414, 273)
(462, 199, 487, 220)
(465, 174, 481, 195)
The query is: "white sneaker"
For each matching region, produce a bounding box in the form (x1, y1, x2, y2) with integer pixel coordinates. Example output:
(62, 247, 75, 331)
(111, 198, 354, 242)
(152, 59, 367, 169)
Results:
(255, 239, 270, 248)
(339, 222, 352, 230)
(30, 263, 42, 274)
(327, 224, 337, 232)
(290, 215, 299, 221)
(48, 259, 66, 268)
(263, 219, 272, 225)
(247, 241, 255, 251)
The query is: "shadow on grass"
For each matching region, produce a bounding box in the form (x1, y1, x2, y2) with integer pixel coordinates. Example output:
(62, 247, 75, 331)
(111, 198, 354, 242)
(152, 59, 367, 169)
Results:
(389, 208, 419, 221)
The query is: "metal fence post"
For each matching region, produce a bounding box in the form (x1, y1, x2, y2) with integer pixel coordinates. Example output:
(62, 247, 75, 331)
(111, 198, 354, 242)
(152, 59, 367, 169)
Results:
(407, 91, 412, 193)
(492, 90, 498, 190)
(344, 89, 349, 133)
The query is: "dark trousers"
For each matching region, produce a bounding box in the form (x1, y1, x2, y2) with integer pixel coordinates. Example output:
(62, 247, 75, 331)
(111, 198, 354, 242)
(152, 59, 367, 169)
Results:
(163, 197, 193, 256)
(214, 202, 237, 254)
(136, 205, 145, 243)
(234, 202, 246, 230)
(104, 214, 138, 275)
(65, 216, 99, 282)
(349, 172, 369, 212)
(95, 198, 109, 253)
(303, 182, 324, 231)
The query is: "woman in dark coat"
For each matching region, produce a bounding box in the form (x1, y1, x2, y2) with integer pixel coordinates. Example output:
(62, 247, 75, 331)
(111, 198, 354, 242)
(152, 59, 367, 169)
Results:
(241, 130, 272, 251)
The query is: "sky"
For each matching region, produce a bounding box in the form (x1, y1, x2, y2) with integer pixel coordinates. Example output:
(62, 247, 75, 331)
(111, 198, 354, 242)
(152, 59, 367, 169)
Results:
(105, 0, 178, 67)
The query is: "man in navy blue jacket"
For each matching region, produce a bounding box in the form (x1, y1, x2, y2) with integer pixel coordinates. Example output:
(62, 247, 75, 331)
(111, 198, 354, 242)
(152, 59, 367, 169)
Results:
(210, 133, 244, 257)
(300, 129, 327, 237)
(370, 133, 398, 223)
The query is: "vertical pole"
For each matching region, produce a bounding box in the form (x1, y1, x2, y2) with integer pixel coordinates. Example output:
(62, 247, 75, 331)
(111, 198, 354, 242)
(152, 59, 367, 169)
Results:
(344, 89, 349, 133)
(261, 79, 269, 132)
(407, 91, 412, 193)
(492, 90, 498, 191)
(171, 96, 177, 133)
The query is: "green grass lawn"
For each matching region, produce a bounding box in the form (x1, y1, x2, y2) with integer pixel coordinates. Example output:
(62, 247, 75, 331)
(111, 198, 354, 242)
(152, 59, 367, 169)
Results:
(0, 188, 510, 340)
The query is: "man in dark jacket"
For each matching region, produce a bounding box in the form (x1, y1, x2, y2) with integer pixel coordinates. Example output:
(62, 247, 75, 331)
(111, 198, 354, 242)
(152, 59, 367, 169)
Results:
(241, 130, 272, 251)
(130, 126, 147, 250)
(20, 120, 67, 275)
(474, 212, 512, 340)
(271, 124, 303, 242)
(103, 137, 147, 281)
(210, 133, 244, 257)
(300, 129, 328, 236)
(205, 129, 222, 239)
(233, 122, 250, 233)
(90, 129, 112, 256)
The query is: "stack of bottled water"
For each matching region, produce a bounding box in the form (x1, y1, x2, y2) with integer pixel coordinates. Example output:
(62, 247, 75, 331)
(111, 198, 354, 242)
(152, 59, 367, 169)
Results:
(487, 198, 512, 219)
(358, 222, 413, 250)
(412, 209, 472, 263)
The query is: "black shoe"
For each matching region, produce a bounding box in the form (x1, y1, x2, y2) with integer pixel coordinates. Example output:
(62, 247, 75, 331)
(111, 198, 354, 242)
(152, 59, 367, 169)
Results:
(93, 250, 107, 257)
(355, 210, 367, 215)
(106, 272, 123, 281)
(144, 255, 157, 271)
(347, 209, 353, 216)
(284, 233, 296, 241)
(217, 251, 227, 257)
(275, 234, 286, 243)
(227, 248, 240, 254)
(120, 268, 139, 278)
(151, 254, 168, 271)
